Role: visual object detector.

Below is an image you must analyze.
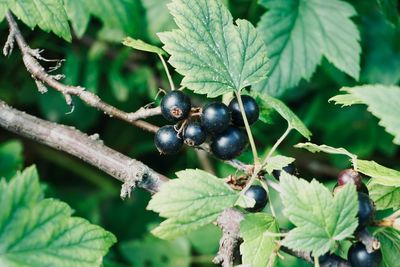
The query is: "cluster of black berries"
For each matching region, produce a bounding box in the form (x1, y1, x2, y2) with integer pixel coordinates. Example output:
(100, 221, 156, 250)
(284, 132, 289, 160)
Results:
(154, 91, 260, 160)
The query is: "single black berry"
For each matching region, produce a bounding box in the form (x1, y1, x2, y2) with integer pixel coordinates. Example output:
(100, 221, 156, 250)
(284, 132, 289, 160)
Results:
(228, 95, 260, 126)
(211, 126, 248, 160)
(244, 185, 268, 212)
(348, 242, 382, 267)
(338, 169, 364, 192)
(160, 91, 191, 123)
(183, 122, 207, 146)
(201, 102, 231, 134)
(154, 125, 183, 155)
(272, 163, 296, 180)
(357, 192, 374, 229)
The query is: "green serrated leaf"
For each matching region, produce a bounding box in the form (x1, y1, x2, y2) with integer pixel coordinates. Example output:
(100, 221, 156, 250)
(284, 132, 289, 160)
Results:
(0, 140, 23, 180)
(120, 235, 190, 267)
(9, 0, 72, 41)
(0, 166, 116, 266)
(295, 142, 356, 159)
(368, 182, 400, 210)
(240, 213, 279, 267)
(63, 0, 91, 38)
(357, 159, 400, 187)
(263, 155, 295, 174)
(147, 169, 239, 239)
(159, 0, 269, 97)
(331, 85, 400, 145)
(374, 228, 400, 267)
(123, 37, 166, 55)
(280, 173, 358, 257)
(256, 0, 360, 96)
(254, 93, 311, 140)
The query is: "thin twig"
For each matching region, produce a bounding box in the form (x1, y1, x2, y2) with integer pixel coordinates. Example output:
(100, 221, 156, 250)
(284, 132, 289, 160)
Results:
(262, 124, 292, 167)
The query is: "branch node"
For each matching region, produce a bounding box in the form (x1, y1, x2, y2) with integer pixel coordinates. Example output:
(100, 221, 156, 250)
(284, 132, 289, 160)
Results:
(35, 80, 48, 94)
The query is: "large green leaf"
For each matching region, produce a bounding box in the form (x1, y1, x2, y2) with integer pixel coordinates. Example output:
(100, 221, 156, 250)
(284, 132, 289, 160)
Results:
(120, 235, 190, 267)
(159, 0, 270, 97)
(63, 0, 91, 37)
(9, 0, 71, 41)
(240, 213, 279, 267)
(330, 85, 400, 145)
(368, 182, 400, 210)
(280, 172, 358, 257)
(356, 159, 400, 187)
(256, 0, 360, 95)
(0, 140, 23, 180)
(375, 228, 400, 267)
(147, 169, 239, 239)
(0, 166, 116, 267)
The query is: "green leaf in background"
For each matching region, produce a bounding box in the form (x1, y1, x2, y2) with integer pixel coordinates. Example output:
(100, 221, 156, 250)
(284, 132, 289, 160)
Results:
(240, 213, 279, 267)
(374, 228, 400, 267)
(63, 0, 91, 38)
(330, 85, 400, 145)
(147, 169, 239, 239)
(120, 235, 190, 267)
(0, 0, 7, 21)
(254, 93, 311, 140)
(368, 182, 400, 210)
(159, 0, 270, 97)
(0, 140, 23, 180)
(256, 0, 360, 96)
(9, 0, 71, 41)
(280, 172, 358, 257)
(0, 166, 116, 267)
(357, 159, 400, 187)
(123, 37, 166, 55)
(263, 155, 295, 174)
(377, 0, 399, 27)
(295, 142, 356, 160)
(143, 0, 176, 43)
(186, 224, 221, 255)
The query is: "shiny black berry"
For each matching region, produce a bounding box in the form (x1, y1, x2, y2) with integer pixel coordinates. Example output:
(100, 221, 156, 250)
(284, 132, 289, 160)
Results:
(272, 163, 296, 179)
(154, 125, 183, 155)
(244, 185, 268, 212)
(160, 91, 191, 123)
(338, 169, 364, 192)
(201, 102, 231, 134)
(348, 242, 382, 267)
(357, 192, 374, 229)
(183, 122, 207, 146)
(228, 95, 259, 127)
(211, 126, 248, 160)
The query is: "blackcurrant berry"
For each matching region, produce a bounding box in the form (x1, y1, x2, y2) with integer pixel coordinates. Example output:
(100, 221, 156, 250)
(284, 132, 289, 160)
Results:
(348, 242, 382, 267)
(244, 185, 268, 212)
(154, 125, 183, 155)
(201, 102, 231, 134)
(338, 169, 364, 192)
(211, 126, 248, 160)
(228, 95, 260, 127)
(272, 163, 296, 179)
(183, 122, 207, 146)
(357, 192, 374, 229)
(160, 91, 191, 123)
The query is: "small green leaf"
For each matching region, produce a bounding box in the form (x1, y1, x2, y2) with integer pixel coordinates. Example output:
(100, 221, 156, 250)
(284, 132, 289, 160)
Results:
(330, 85, 400, 145)
(374, 228, 400, 267)
(123, 37, 166, 55)
(280, 173, 358, 256)
(120, 235, 191, 267)
(240, 213, 279, 267)
(263, 155, 295, 174)
(0, 140, 23, 180)
(0, 166, 116, 266)
(9, 0, 72, 41)
(256, 0, 360, 95)
(368, 182, 400, 210)
(254, 93, 311, 140)
(147, 169, 239, 239)
(357, 159, 400, 187)
(295, 142, 356, 159)
(236, 193, 256, 209)
(159, 0, 270, 97)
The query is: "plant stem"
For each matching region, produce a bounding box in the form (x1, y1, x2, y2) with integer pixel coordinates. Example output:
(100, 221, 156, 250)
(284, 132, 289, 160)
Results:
(158, 54, 175, 91)
(260, 179, 276, 217)
(235, 91, 260, 166)
(262, 124, 292, 167)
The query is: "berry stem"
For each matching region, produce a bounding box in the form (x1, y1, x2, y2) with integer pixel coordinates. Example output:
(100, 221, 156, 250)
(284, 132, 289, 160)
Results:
(158, 54, 176, 91)
(235, 91, 260, 166)
(262, 124, 292, 167)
